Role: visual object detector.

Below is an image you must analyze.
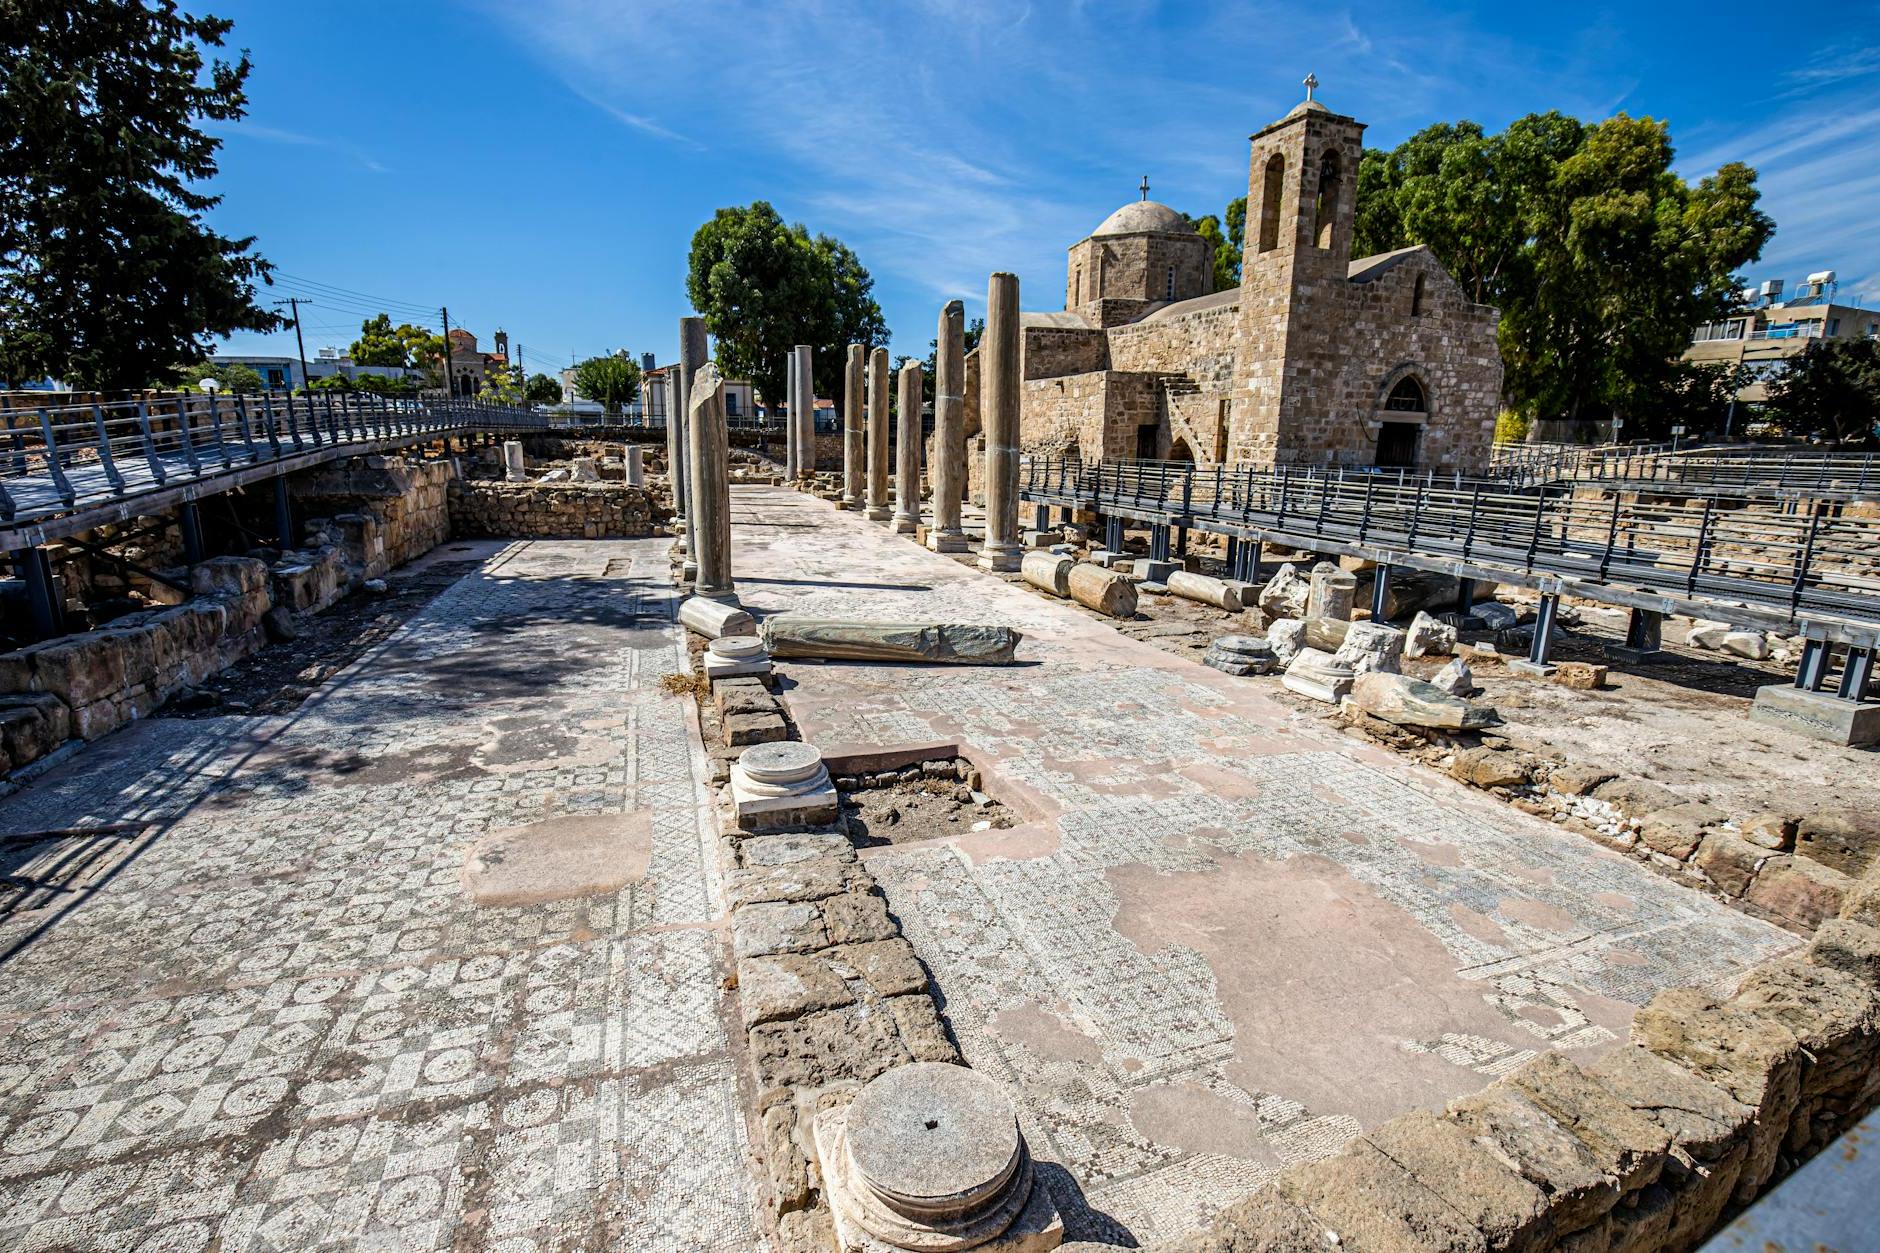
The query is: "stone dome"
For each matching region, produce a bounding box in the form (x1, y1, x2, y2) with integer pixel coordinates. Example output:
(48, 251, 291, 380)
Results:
(1091, 200, 1193, 237)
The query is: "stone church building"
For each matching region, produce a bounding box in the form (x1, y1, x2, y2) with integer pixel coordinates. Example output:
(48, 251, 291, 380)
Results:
(992, 90, 1503, 473)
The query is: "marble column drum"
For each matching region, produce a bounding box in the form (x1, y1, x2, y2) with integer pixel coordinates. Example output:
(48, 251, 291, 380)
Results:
(843, 344, 866, 510)
(928, 300, 970, 552)
(794, 343, 814, 483)
(686, 362, 736, 601)
(623, 444, 645, 487)
(866, 346, 892, 521)
(978, 272, 1023, 572)
(893, 359, 923, 534)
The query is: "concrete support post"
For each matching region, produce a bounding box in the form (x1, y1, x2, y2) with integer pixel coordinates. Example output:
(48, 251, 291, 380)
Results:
(1370, 563, 1391, 622)
(686, 363, 736, 601)
(274, 475, 294, 547)
(928, 300, 970, 552)
(12, 547, 61, 639)
(1510, 591, 1561, 677)
(978, 271, 1023, 572)
(180, 501, 205, 565)
(866, 347, 892, 521)
(842, 345, 865, 509)
(893, 359, 922, 533)
(676, 318, 709, 571)
(784, 352, 799, 481)
(793, 344, 814, 483)
(1607, 607, 1665, 664)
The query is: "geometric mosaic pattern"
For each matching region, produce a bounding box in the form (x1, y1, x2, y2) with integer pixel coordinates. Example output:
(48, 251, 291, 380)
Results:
(0, 540, 762, 1251)
(729, 489, 1797, 1247)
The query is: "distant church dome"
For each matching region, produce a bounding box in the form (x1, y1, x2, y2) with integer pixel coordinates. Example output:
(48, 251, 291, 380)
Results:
(1091, 200, 1193, 237)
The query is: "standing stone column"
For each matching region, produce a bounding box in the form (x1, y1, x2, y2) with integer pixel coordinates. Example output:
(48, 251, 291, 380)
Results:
(676, 318, 708, 571)
(865, 347, 892, 521)
(783, 353, 799, 481)
(624, 444, 645, 487)
(687, 363, 735, 601)
(978, 272, 1023, 571)
(842, 345, 865, 509)
(793, 344, 814, 484)
(928, 300, 970, 552)
(893, 360, 923, 533)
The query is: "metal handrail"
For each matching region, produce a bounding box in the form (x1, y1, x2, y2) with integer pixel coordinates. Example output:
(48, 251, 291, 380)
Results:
(1018, 456, 1880, 632)
(0, 392, 548, 531)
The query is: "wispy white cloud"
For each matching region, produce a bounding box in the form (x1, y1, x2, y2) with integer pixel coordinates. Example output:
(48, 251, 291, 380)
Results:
(217, 121, 390, 173)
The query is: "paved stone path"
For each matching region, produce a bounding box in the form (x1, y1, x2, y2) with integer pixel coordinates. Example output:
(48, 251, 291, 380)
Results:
(0, 540, 761, 1251)
(728, 487, 1798, 1247)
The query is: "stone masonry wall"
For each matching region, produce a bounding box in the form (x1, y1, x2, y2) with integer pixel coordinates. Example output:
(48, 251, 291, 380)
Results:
(292, 456, 454, 576)
(1022, 326, 1108, 380)
(1162, 902, 1880, 1253)
(446, 481, 661, 539)
(0, 556, 273, 776)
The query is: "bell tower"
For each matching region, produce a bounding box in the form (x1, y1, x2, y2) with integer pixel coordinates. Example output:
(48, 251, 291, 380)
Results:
(1232, 76, 1366, 463)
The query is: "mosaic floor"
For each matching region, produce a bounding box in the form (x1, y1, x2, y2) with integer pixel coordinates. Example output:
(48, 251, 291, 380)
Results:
(729, 487, 1798, 1247)
(0, 540, 762, 1251)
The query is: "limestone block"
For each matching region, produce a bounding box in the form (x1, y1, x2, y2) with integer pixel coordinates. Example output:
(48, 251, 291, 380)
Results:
(1300, 616, 1351, 653)
(1403, 610, 1456, 659)
(1721, 630, 1770, 660)
(1729, 957, 1879, 1086)
(1741, 812, 1798, 852)
(1447, 1084, 1629, 1232)
(1692, 833, 1769, 896)
(738, 953, 856, 1026)
(23, 635, 126, 709)
(1552, 661, 1607, 690)
(678, 596, 756, 639)
(1549, 763, 1616, 796)
(1065, 564, 1137, 618)
(1271, 1138, 1484, 1253)
(1685, 620, 1730, 649)
(1590, 1046, 1752, 1165)
(1451, 746, 1528, 788)
(750, 1002, 911, 1091)
(1637, 800, 1728, 861)
(1794, 808, 1880, 878)
(1256, 563, 1309, 620)
(1430, 657, 1473, 696)
(829, 938, 929, 999)
(733, 901, 830, 959)
(1020, 551, 1073, 598)
(1590, 776, 1684, 818)
(1165, 570, 1241, 613)
(1266, 619, 1306, 666)
(1350, 671, 1498, 731)
(1304, 562, 1355, 622)
(1359, 1110, 1550, 1251)
(1280, 648, 1353, 704)
(1807, 919, 1880, 985)
(762, 619, 1022, 664)
(1330, 621, 1405, 676)
(1745, 856, 1852, 930)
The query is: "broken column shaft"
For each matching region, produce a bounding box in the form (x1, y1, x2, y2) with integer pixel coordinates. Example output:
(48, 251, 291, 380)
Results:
(866, 346, 892, 521)
(893, 359, 923, 534)
(687, 362, 736, 600)
(928, 300, 970, 552)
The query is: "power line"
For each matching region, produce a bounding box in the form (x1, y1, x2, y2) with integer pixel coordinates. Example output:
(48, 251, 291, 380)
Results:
(270, 271, 439, 318)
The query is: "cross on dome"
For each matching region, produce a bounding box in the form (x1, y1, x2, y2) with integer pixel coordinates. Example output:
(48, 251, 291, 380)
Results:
(1139, 174, 1150, 202)
(1303, 72, 1318, 102)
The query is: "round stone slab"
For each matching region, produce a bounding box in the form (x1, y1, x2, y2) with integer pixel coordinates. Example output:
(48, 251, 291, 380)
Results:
(709, 635, 768, 660)
(845, 1063, 1021, 1213)
(1212, 635, 1274, 656)
(737, 740, 824, 787)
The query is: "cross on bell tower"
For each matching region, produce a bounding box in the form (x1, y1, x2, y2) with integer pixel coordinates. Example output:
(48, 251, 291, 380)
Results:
(1139, 174, 1150, 202)
(1303, 72, 1318, 102)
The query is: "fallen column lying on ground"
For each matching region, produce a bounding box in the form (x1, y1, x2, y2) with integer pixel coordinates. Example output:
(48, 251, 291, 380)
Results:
(1067, 562, 1137, 618)
(679, 596, 755, 639)
(1021, 550, 1073, 597)
(762, 618, 1022, 664)
(1166, 570, 1242, 612)
(1350, 671, 1499, 730)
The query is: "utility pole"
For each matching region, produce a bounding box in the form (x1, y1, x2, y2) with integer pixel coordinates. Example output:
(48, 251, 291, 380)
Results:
(440, 306, 455, 398)
(287, 297, 312, 392)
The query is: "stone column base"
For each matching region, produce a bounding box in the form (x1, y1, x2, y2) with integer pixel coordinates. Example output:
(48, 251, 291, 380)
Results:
(892, 515, 918, 534)
(928, 531, 971, 553)
(977, 546, 1022, 573)
(866, 506, 893, 522)
(1750, 684, 1880, 747)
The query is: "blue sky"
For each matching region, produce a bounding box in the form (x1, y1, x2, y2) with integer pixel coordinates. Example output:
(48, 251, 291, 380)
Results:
(209, 1, 1880, 379)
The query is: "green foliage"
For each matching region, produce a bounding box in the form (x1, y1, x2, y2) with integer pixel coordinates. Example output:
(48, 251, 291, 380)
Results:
(525, 373, 564, 406)
(1189, 215, 1239, 293)
(686, 202, 887, 404)
(167, 359, 263, 394)
(1765, 339, 1880, 444)
(1493, 409, 1532, 444)
(349, 314, 442, 372)
(0, 1, 283, 389)
(305, 371, 417, 398)
(571, 354, 640, 415)
(1352, 111, 1773, 426)
(480, 361, 523, 406)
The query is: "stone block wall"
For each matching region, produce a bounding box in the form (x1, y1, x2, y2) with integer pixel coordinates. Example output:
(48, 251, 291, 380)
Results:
(446, 481, 661, 539)
(1161, 912, 1880, 1253)
(292, 455, 454, 576)
(1021, 326, 1108, 380)
(0, 556, 273, 774)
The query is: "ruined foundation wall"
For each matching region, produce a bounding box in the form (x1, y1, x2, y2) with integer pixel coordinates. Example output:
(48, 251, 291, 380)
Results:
(446, 481, 661, 539)
(1161, 901, 1880, 1253)
(292, 456, 454, 576)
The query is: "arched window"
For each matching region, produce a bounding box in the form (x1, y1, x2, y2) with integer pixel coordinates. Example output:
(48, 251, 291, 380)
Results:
(1411, 274, 1426, 316)
(1384, 376, 1427, 412)
(1258, 154, 1284, 253)
(1313, 150, 1342, 250)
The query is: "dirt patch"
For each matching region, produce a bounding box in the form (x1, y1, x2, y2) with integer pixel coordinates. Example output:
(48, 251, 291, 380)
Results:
(463, 811, 653, 906)
(157, 548, 491, 718)
(834, 758, 1013, 847)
